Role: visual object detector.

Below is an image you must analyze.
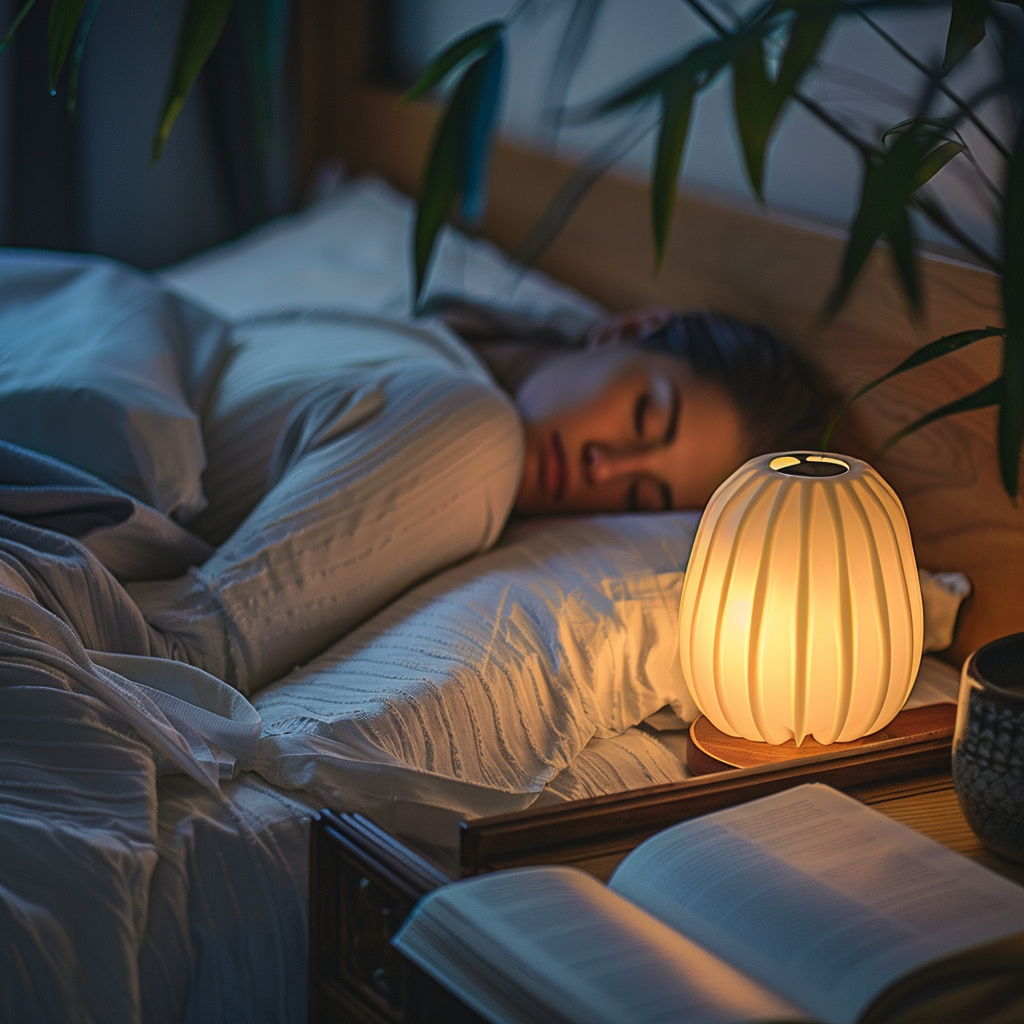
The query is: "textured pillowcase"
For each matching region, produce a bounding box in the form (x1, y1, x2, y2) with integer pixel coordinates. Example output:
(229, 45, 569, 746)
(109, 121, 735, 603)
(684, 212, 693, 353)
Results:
(250, 512, 701, 821)
(0, 251, 233, 521)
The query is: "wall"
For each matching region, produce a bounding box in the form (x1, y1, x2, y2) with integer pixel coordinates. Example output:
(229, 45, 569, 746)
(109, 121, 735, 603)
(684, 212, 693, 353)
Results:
(389, 0, 1010, 259)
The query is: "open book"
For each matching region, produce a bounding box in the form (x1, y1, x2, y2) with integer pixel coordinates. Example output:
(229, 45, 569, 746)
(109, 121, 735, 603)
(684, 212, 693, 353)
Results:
(394, 784, 1024, 1024)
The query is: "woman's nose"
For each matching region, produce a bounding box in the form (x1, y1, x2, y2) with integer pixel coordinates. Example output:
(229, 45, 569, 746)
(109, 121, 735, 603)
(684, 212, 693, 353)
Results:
(584, 443, 650, 484)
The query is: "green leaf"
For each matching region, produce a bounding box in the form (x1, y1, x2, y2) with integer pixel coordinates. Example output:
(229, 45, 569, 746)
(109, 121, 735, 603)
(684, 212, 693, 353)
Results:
(152, 0, 234, 160)
(820, 327, 1004, 449)
(595, 31, 758, 116)
(733, 4, 833, 198)
(651, 73, 694, 268)
(413, 50, 495, 305)
(457, 37, 504, 225)
(826, 123, 936, 318)
(999, 118, 1024, 496)
(732, 38, 775, 199)
(0, 0, 38, 59)
(883, 205, 920, 312)
(48, 0, 87, 91)
(910, 139, 964, 190)
(403, 21, 503, 103)
(877, 377, 1003, 456)
(773, 3, 833, 96)
(943, 0, 989, 73)
(585, 25, 771, 265)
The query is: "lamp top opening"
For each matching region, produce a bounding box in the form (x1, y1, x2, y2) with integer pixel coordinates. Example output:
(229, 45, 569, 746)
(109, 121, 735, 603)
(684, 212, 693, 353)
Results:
(769, 454, 850, 478)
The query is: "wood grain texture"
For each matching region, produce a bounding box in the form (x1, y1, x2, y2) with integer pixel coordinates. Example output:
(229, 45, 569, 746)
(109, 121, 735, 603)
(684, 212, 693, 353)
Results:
(688, 704, 957, 772)
(864, 783, 1024, 887)
(457, 737, 955, 876)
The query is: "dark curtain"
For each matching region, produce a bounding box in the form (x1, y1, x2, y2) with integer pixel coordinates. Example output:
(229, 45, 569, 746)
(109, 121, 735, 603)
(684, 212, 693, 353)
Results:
(2, 0, 293, 268)
(8, 0, 79, 251)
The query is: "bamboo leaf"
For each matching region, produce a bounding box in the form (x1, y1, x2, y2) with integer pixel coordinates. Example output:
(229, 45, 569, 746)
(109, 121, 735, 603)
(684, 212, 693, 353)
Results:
(943, 0, 989, 73)
(773, 3, 832, 95)
(0, 0, 37, 59)
(457, 37, 504, 225)
(999, 118, 1024, 496)
(403, 21, 503, 103)
(826, 123, 934, 318)
(883, 205, 920, 311)
(877, 377, 1003, 455)
(153, 0, 234, 160)
(820, 327, 1004, 448)
(413, 93, 463, 306)
(910, 139, 964, 190)
(732, 39, 775, 199)
(652, 73, 694, 267)
(413, 51, 493, 305)
(732, 4, 833, 198)
(595, 31, 758, 116)
(48, 0, 87, 91)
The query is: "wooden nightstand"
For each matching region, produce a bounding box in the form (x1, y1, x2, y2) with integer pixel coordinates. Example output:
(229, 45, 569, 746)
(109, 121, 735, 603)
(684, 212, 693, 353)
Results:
(308, 750, 1024, 1024)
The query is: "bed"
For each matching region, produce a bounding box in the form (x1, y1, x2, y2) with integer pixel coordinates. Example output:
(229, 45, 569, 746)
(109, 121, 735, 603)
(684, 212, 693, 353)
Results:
(3, 6, 1023, 1024)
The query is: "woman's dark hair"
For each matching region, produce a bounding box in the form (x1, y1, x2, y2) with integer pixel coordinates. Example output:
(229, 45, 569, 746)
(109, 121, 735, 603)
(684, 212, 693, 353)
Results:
(638, 313, 834, 457)
(428, 296, 834, 455)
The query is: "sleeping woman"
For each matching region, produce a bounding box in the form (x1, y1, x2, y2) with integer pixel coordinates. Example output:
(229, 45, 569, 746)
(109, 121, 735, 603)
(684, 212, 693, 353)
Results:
(0, 251, 825, 696)
(124, 292, 827, 697)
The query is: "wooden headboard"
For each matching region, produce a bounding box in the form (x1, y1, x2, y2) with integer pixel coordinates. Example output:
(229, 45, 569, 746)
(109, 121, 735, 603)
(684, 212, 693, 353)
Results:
(293, 0, 1022, 665)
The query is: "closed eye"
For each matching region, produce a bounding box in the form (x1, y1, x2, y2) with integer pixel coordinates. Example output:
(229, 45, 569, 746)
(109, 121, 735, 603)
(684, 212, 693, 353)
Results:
(627, 477, 672, 512)
(633, 393, 650, 438)
(636, 377, 680, 446)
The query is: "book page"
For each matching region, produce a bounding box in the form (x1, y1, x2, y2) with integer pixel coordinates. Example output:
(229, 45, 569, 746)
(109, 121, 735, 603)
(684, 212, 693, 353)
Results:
(396, 864, 814, 1024)
(610, 784, 1024, 1024)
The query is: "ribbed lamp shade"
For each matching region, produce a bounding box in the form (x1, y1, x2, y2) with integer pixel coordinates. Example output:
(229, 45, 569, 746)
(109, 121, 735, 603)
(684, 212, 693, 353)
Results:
(679, 452, 923, 746)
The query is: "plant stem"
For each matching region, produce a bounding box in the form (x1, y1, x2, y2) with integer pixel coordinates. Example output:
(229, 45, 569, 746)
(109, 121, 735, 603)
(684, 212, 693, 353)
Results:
(792, 90, 873, 157)
(856, 10, 1012, 161)
(680, 0, 730, 35)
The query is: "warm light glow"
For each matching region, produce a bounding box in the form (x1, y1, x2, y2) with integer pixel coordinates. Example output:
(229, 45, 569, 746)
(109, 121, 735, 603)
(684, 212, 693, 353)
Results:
(679, 452, 923, 745)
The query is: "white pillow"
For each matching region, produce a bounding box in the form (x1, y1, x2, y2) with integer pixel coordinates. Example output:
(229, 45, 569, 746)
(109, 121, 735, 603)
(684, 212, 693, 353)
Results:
(250, 512, 700, 824)
(0, 252, 233, 521)
(160, 175, 603, 334)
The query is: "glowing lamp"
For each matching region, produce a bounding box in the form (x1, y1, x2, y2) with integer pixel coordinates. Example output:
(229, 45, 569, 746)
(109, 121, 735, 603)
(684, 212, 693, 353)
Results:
(679, 452, 923, 746)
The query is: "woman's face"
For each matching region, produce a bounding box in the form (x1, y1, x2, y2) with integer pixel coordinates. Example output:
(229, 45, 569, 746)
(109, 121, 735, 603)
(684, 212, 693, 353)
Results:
(513, 346, 748, 515)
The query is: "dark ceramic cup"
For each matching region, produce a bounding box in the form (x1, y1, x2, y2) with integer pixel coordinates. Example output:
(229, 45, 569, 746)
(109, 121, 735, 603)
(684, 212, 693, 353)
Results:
(952, 632, 1024, 863)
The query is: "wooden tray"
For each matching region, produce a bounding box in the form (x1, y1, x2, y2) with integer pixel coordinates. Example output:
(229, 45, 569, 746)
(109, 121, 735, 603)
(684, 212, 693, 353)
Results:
(310, 728, 967, 1024)
(688, 704, 958, 774)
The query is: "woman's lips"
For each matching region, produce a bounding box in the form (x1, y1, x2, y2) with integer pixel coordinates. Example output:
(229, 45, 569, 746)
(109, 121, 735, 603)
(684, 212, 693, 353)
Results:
(541, 431, 567, 502)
